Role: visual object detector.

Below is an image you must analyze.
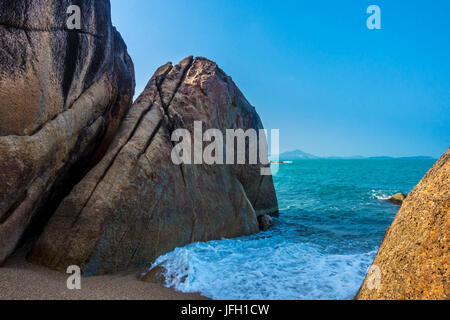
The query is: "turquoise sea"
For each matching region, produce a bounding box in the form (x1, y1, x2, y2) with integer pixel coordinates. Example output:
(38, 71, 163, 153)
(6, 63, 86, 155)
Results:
(149, 158, 435, 300)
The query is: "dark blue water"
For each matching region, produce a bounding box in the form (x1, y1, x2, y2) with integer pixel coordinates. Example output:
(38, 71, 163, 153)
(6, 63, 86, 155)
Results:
(149, 159, 435, 299)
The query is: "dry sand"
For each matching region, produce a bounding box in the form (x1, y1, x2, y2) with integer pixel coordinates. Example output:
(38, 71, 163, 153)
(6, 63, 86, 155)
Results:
(0, 247, 206, 300)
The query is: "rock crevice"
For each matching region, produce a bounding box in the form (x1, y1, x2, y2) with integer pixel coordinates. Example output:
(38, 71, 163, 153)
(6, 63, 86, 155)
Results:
(0, 23, 102, 38)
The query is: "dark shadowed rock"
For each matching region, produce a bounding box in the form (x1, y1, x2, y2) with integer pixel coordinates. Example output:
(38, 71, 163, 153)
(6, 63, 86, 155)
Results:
(356, 149, 449, 300)
(29, 57, 278, 275)
(258, 214, 274, 231)
(0, 0, 135, 264)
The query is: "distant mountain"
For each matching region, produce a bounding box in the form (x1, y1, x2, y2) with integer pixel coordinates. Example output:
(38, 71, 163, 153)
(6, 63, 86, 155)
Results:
(278, 150, 436, 161)
(367, 156, 435, 160)
(394, 156, 435, 160)
(278, 150, 319, 160)
(325, 155, 365, 160)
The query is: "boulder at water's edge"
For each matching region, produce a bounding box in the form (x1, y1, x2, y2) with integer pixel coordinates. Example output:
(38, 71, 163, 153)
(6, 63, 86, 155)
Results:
(0, 0, 135, 264)
(387, 193, 407, 205)
(356, 149, 449, 300)
(29, 57, 278, 275)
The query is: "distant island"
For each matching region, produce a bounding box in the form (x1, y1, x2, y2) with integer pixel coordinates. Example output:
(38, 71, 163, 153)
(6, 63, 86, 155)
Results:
(277, 150, 319, 160)
(275, 150, 436, 161)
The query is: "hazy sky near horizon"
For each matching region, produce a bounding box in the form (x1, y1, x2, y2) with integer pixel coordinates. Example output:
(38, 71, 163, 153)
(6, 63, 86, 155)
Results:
(110, 0, 449, 157)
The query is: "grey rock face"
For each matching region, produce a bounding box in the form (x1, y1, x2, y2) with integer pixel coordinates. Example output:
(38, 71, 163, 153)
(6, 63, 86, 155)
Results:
(0, 0, 135, 264)
(29, 57, 278, 275)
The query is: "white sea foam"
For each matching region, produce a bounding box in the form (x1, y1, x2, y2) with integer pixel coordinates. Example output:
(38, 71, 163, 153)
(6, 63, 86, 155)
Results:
(371, 189, 391, 200)
(146, 158, 430, 300)
(150, 236, 377, 300)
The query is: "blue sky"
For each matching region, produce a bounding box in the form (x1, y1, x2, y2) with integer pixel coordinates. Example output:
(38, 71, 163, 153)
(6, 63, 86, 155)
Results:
(110, 0, 449, 157)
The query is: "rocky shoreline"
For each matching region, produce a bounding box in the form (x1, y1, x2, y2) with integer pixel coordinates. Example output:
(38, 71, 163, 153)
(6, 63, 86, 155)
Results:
(356, 149, 449, 300)
(1, 0, 277, 279)
(0, 0, 448, 300)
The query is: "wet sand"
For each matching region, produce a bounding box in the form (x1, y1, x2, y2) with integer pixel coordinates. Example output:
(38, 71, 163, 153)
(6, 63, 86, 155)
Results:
(0, 249, 206, 300)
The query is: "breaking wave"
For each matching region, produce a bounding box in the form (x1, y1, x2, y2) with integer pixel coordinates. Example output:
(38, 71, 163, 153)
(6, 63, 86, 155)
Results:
(151, 236, 377, 300)
(148, 158, 433, 300)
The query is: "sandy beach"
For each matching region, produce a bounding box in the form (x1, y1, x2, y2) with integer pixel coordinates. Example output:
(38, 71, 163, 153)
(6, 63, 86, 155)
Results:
(0, 247, 206, 300)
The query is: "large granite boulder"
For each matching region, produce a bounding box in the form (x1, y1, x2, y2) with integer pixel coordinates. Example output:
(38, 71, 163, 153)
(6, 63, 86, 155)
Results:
(356, 149, 449, 300)
(29, 56, 279, 275)
(0, 0, 135, 264)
